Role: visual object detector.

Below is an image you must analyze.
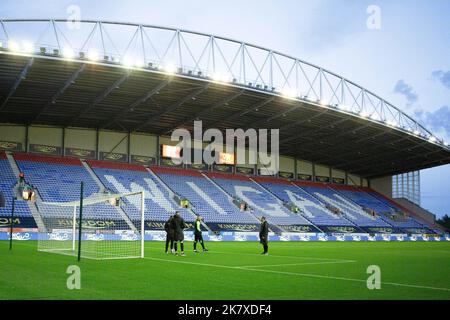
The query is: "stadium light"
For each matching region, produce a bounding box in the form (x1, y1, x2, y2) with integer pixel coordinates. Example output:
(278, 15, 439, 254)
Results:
(62, 47, 75, 59)
(21, 41, 34, 53)
(8, 40, 20, 52)
(122, 56, 134, 68)
(163, 63, 177, 74)
(281, 88, 297, 99)
(359, 111, 369, 118)
(387, 120, 398, 127)
(87, 49, 99, 61)
(428, 136, 437, 143)
(413, 130, 420, 136)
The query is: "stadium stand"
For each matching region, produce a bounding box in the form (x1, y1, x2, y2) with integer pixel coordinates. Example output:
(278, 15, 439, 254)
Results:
(0, 152, 35, 227)
(254, 176, 354, 227)
(0, 151, 437, 233)
(205, 172, 314, 228)
(13, 153, 127, 226)
(296, 182, 391, 227)
(87, 160, 195, 224)
(357, 187, 431, 230)
(150, 166, 258, 229)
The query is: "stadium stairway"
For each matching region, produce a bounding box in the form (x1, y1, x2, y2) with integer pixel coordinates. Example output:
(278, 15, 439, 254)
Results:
(86, 160, 196, 227)
(148, 168, 212, 232)
(3, 152, 43, 230)
(13, 153, 129, 230)
(151, 166, 259, 231)
(361, 188, 434, 231)
(294, 181, 391, 229)
(250, 176, 324, 232)
(253, 176, 365, 232)
(205, 172, 318, 233)
(81, 160, 137, 232)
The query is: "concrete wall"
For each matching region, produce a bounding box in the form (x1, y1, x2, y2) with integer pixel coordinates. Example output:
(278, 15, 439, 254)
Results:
(0, 123, 379, 182)
(370, 176, 393, 197)
(297, 160, 313, 175)
(315, 164, 330, 177)
(65, 128, 96, 151)
(0, 124, 26, 150)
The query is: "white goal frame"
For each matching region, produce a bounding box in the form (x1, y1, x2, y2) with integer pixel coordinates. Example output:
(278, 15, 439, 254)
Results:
(37, 190, 145, 260)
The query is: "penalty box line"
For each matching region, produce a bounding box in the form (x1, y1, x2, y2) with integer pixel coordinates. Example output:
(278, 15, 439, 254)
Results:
(144, 245, 354, 263)
(143, 256, 450, 293)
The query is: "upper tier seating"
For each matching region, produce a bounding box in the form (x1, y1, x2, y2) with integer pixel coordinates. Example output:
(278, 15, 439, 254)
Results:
(255, 177, 353, 226)
(88, 161, 194, 222)
(298, 183, 391, 227)
(14, 154, 124, 222)
(151, 166, 257, 224)
(0, 152, 32, 219)
(206, 172, 312, 226)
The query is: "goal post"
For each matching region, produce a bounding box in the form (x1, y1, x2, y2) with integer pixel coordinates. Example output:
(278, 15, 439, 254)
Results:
(37, 184, 146, 260)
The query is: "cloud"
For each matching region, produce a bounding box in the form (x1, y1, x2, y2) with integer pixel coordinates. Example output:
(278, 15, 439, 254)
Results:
(431, 70, 450, 90)
(393, 80, 418, 106)
(414, 106, 450, 140)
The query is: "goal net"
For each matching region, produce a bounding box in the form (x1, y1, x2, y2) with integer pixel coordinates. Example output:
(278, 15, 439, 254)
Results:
(37, 189, 145, 260)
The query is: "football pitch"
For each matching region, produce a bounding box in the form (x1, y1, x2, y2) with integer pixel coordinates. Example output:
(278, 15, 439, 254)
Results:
(1, 240, 449, 300)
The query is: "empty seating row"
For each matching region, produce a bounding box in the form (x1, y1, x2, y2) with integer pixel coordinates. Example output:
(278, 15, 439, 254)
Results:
(206, 172, 312, 227)
(254, 177, 353, 227)
(88, 161, 195, 222)
(151, 166, 258, 225)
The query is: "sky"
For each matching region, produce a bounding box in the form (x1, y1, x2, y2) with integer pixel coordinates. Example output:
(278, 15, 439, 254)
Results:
(1, 0, 449, 217)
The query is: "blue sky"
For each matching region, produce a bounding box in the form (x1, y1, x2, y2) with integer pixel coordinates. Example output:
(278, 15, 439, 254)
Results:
(1, 0, 449, 217)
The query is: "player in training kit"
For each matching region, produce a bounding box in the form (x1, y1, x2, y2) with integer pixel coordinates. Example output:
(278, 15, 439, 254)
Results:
(259, 216, 269, 255)
(171, 211, 186, 256)
(193, 215, 208, 252)
(164, 215, 174, 253)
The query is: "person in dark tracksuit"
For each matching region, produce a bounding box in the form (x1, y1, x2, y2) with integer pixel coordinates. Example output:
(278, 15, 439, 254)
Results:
(193, 215, 208, 253)
(171, 211, 186, 256)
(259, 216, 269, 255)
(164, 215, 174, 254)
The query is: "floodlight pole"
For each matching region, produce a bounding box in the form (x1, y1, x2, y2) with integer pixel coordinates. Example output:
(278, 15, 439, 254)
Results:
(9, 197, 15, 251)
(77, 182, 84, 262)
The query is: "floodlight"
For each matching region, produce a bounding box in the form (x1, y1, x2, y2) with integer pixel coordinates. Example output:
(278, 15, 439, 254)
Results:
(122, 56, 134, 68)
(87, 49, 99, 61)
(62, 47, 75, 59)
(8, 40, 20, 52)
(164, 63, 177, 74)
(21, 41, 34, 53)
(281, 88, 296, 98)
(428, 136, 437, 143)
(359, 111, 369, 118)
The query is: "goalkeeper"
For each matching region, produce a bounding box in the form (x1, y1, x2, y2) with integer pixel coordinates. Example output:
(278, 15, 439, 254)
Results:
(171, 211, 186, 256)
(193, 215, 208, 252)
(164, 215, 174, 254)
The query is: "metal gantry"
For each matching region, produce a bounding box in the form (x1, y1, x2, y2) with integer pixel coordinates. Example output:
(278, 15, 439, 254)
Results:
(0, 19, 447, 149)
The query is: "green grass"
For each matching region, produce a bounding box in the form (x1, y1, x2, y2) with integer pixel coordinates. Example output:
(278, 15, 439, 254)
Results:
(1, 240, 449, 300)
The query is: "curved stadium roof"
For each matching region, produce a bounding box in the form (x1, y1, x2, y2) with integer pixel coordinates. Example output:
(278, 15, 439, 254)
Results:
(0, 19, 449, 178)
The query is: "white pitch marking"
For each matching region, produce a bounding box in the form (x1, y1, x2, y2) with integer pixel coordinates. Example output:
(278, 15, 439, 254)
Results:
(143, 256, 450, 292)
(237, 260, 356, 268)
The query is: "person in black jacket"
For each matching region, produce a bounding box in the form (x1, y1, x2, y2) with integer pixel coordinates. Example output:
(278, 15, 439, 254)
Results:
(164, 215, 174, 254)
(0, 191, 5, 208)
(171, 211, 186, 256)
(193, 215, 208, 253)
(259, 216, 269, 255)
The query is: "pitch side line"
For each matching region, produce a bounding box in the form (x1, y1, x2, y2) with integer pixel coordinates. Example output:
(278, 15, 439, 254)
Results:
(144, 245, 353, 262)
(143, 256, 450, 292)
(237, 260, 356, 268)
